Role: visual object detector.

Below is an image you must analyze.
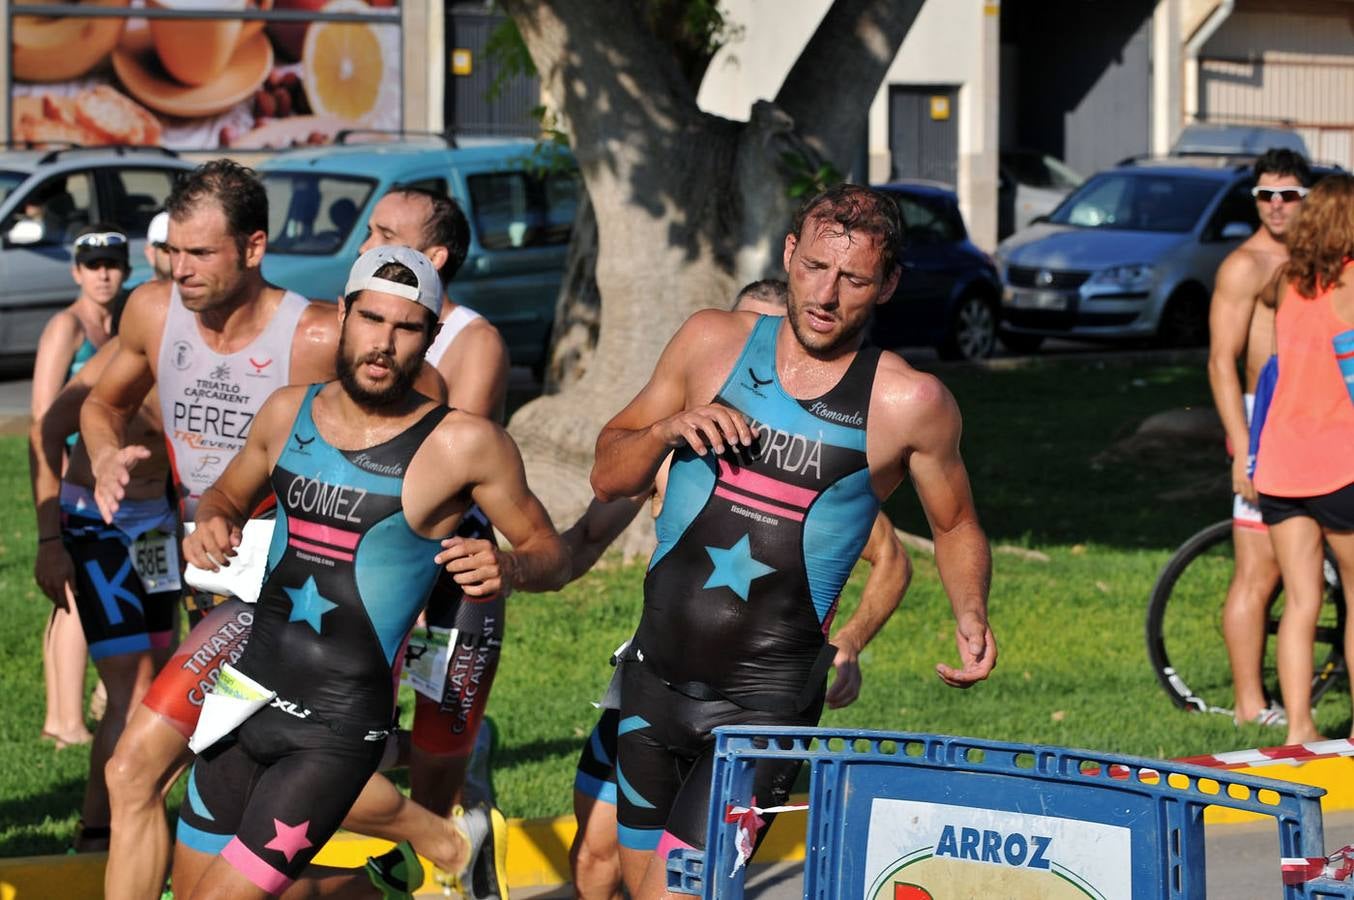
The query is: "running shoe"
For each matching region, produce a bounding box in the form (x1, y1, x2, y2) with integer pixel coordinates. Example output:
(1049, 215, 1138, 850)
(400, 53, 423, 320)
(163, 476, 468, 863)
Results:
(457, 801, 509, 899)
(365, 839, 425, 899)
(1235, 703, 1287, 728)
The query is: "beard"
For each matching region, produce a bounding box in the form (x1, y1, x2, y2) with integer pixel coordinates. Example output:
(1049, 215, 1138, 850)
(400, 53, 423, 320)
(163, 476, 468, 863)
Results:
(336, 330, 421, 408)
(785, 286, 872, 356)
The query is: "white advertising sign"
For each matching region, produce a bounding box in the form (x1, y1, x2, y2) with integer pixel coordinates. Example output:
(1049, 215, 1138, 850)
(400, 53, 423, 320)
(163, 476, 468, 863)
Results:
(863, 798, 1132, 900)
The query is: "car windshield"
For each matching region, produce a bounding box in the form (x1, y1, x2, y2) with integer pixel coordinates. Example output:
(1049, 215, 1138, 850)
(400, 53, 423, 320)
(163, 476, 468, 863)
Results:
(262, 172, 376, 255)
(0, 170, 27, 205)
(1048, 172, 1220, 233)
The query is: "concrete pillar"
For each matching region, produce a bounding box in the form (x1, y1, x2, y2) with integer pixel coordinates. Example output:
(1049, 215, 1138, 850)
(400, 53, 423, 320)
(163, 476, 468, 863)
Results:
(402, 0, 444, 133)
(1152, 0, 1183, 155)
(964, 0, 1001, 251)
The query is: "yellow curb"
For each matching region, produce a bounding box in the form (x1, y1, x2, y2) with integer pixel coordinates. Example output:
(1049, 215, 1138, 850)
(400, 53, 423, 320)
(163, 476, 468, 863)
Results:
(5, 760, 1352, 897)
(1203, 757, 1354, 825)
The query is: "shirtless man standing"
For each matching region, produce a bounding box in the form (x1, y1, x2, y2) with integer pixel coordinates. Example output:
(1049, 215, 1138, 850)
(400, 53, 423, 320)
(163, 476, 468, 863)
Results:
(1207, 148, 1312, 726)
(591, 184, 996, 899)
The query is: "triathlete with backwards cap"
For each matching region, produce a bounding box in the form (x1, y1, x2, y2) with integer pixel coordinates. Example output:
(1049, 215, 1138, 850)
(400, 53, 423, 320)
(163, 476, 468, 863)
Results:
(171, 246, 567, 899)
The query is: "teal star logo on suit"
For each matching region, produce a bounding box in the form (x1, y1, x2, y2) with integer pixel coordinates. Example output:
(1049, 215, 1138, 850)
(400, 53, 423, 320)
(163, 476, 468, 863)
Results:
(703, 534, 775, 601)
(284, 576, 337, 633)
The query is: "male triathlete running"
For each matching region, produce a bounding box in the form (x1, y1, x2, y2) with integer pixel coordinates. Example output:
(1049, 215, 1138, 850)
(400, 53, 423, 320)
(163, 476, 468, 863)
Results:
(1206, 148, 1312, 726)
(354, 185, 514, 896)
(171, 246, 567, 899)
(567, 279, 911, 900)
(591, 185, 996, 899)
(80, 161, 461, 899)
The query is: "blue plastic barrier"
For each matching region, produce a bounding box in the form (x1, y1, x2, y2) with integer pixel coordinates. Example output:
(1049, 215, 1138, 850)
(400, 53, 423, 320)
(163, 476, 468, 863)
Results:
(666, 727, 1354, 900)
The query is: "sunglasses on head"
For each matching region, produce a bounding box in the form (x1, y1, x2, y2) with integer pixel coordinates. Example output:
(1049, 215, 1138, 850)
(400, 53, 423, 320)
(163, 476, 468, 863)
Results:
(74, 231, 128, 248)
(1251, 186, 1308, 203)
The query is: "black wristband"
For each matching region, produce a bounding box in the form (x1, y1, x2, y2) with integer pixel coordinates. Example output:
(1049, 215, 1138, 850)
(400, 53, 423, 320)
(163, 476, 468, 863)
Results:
(38, 535, 62, 544)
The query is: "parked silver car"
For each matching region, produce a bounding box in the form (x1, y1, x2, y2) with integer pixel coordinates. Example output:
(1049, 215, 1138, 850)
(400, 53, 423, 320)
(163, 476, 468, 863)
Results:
(994, 157, 1267, 352)
(0, 146, 192, 360)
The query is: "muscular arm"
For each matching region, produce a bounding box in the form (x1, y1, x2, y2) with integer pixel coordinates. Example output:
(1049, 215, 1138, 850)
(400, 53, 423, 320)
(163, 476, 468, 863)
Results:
(183, 388, 298, 570)
(902, 379, 995, 687)
(435, 321, 509, 421)
(453, 419, 569, 593)
(592, 311, 752, 501)
(825, 511, 911, 708)
(82, 286, 161, 522)
(561, 496, 648, 581)
(1207, 253, 1262, 503)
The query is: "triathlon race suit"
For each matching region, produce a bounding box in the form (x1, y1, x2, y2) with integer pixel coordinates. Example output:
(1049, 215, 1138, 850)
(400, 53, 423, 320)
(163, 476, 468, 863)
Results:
(410, 302, 504, 757)
(158, 285, 305, 624)
(177, 385, 452, 893)
(64, 336, 97, 448)
(1232, 393, 1266, 532)
(60, 483, 179, 661)
(574, 708, 620, 805)
(141, 287, 308, 729)
(618, 315, 881, 854)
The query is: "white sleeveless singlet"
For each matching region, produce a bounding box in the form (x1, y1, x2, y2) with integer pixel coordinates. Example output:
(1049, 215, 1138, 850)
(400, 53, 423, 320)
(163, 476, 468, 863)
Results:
(158, 287, 309, 518)
(424, 304, 484, 367)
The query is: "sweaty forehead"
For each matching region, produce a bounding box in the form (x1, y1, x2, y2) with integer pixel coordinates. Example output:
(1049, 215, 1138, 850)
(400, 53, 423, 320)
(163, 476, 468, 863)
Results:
(350, 290, 425, 323)
(168, 202, 231, 244)
(370, 194, 432, 245)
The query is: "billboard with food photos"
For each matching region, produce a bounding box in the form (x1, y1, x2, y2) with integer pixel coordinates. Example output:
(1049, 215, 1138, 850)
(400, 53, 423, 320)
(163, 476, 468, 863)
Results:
(9, 0, 401, 150)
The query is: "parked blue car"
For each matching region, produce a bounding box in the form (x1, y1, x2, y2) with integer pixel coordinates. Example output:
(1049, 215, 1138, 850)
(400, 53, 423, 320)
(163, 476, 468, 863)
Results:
(870, 181, 1003, 361)
(257, 136, 579, 372)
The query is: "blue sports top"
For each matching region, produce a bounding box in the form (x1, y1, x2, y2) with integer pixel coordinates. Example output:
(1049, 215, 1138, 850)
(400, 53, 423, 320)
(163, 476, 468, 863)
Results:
(234, 384, 451, 732)
(635, 315, 882, 712)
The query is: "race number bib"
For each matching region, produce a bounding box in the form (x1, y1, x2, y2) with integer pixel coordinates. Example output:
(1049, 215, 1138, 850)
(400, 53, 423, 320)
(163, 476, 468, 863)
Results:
(131, 530, 181, 594)
(403, 625, 455, 703)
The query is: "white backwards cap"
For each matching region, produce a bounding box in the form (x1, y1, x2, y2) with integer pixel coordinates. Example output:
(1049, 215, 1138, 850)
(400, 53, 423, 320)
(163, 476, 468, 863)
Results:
(146, 211, 169, 245)
(344, 246, 443, 316)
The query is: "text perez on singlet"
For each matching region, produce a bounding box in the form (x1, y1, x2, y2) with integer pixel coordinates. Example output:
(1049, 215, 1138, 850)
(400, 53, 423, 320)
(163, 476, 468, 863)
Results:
(173, 377, 257, 444)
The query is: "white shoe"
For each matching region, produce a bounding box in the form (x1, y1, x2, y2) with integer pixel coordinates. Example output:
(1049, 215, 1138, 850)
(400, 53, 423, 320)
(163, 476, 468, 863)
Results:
(460, 802, 509, 900)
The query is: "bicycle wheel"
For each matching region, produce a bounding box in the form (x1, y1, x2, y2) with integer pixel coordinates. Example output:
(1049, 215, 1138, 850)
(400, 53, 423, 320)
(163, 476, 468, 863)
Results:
(1145, 520, 1347, 716)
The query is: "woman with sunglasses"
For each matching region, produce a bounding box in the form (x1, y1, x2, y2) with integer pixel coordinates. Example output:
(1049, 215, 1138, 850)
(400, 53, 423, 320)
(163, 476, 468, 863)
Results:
(1253, 174, 1354, 747)
(29, 224, 130, 752)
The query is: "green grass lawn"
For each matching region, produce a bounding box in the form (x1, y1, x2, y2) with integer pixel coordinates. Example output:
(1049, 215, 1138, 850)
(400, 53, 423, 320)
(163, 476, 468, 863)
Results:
(3, 356, 1349, 853)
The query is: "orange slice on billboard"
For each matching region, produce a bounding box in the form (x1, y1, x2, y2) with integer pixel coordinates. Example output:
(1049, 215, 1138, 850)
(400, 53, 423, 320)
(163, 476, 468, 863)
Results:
(301, 0, 395, 125)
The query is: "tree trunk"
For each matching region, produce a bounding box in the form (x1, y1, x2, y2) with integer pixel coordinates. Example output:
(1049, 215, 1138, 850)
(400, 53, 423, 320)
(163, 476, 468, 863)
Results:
(500, 0, 916, 549)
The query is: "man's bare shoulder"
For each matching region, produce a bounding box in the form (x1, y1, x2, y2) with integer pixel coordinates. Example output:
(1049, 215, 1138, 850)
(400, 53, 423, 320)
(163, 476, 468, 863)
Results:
(671, 308, 756, 354)
(426, 407, 516, 467)
(297, 300, 339, 340)
(290, 301, 339, 381)
(872, 350, 958, 426)
(120, 280, 172, 354)
(1220, 235, 1285, 289)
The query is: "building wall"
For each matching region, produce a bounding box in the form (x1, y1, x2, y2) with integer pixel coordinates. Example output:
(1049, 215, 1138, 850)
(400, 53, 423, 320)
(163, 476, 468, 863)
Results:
(697, 0, 998, 248)
(1198, 5, 1354, 167)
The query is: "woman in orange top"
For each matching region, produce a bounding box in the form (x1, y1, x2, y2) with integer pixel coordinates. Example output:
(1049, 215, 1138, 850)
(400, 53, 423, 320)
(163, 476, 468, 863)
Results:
(1254, 173, 1354, 746)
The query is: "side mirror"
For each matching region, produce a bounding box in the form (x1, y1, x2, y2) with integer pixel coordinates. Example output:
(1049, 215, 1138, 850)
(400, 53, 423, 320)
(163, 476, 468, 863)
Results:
(1030, 214, 1050, 226)
(1220, 221, 1252, 240)
(6, 218, 44, 246)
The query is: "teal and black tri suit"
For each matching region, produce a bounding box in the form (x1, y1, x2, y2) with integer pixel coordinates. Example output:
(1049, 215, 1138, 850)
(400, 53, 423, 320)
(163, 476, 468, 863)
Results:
(617, 315, 882, 855)
(177, 385, 452, 895)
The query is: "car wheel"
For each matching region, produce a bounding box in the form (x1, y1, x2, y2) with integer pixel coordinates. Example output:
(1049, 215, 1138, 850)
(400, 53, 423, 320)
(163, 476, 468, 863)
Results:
(998, 331, 1045, 354)
(1157, 287, 1209, 347)
(938, 294, 998, 361)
